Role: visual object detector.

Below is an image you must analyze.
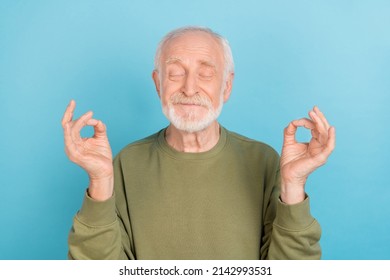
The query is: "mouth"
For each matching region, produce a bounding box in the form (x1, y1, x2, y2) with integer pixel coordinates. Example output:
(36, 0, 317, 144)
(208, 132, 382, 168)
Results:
(175, 102, 205, 107)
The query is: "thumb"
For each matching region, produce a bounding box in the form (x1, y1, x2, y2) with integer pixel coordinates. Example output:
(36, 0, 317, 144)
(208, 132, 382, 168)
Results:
(87, 119, 107, 138)
(283, 122, 297, 145)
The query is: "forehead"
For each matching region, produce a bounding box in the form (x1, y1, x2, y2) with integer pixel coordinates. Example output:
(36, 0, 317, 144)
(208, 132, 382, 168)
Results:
(162, 31, 224, 66)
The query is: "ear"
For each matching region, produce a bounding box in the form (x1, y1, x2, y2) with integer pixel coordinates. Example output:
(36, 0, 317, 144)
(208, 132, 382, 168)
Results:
(152, 70, 161, 98)
(223, 72, 234, 103)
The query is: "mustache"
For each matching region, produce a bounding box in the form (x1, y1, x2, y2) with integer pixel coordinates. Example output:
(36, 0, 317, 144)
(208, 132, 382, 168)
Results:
(170, 93, 212, 108)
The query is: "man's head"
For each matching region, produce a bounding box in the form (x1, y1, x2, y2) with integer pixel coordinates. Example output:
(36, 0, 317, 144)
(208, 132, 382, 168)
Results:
(152, 26, 235, 133)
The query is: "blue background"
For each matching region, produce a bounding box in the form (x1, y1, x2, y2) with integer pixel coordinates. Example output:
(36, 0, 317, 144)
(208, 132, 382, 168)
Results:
(1, 0, 389, 260)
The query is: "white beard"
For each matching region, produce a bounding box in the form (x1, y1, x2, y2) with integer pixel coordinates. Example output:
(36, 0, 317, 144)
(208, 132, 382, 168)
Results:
(162, 92, 224, 133)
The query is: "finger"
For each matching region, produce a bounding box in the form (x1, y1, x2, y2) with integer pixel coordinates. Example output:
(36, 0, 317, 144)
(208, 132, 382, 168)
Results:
(311, 129, 319, 140)
(71, 111, 94, 141)
(313, 106, 330, 130)
(63, 100, 77, 151)
(86, 119, 98, 126)
(61, 100, 76, 128)
(292, 118, 315, 130)
(324, 126, 336, 155)
(309, 109, 326, 132)
(284, 118, 316, 145)
(313, 126, 336, 165)
(63, 120, 74, 150)
(309, 110, 328, 143)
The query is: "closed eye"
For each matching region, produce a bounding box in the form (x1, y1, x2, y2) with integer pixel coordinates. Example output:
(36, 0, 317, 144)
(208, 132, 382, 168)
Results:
(169, 72, 185, 81)
(199, 70, 215, 80)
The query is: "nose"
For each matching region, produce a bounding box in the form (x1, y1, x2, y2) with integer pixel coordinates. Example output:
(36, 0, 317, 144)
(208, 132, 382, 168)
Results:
(181, 72, 198, 96)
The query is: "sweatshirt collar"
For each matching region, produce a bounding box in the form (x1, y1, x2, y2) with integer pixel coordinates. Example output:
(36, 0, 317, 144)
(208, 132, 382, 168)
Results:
(157, 125, 228, 160)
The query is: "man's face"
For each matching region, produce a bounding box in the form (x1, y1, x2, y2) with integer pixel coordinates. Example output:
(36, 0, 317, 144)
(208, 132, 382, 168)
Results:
(153, 31, 233, 133)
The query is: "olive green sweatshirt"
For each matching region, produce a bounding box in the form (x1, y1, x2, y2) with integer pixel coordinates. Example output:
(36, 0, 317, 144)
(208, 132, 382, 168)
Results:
(68, 127, 321, 260)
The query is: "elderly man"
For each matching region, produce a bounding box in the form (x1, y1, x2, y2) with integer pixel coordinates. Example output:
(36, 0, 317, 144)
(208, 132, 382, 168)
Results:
(62, 26, 335, 260)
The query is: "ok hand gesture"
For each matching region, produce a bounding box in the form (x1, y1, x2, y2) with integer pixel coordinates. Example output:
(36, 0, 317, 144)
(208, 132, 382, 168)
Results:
(61, 100, 114, 201)
(280, 106, 336, 204)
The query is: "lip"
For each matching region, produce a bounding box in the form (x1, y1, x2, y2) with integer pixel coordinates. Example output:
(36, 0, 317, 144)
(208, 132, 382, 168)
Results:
(176, 103, 204, 107)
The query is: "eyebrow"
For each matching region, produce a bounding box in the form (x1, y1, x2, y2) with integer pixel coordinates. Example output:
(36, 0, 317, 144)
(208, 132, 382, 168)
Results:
(165, 57, 182, 64)
(199, 60, 216, 69)
(165, 57, 216, 68)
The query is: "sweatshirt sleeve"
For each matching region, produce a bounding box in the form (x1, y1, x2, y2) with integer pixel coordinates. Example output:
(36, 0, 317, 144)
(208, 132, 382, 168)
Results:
(68, 155, 134, 260)
(266, 196, 322, 260)
(67, 192, 129, 260)
(260, 152, 322, 260)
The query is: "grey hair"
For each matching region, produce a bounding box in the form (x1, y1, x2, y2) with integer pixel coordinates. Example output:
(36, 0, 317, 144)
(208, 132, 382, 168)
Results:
(154, 26, 234, 79)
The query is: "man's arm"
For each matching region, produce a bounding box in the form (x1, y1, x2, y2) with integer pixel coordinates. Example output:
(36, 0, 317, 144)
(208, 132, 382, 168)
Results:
(62, 100, 131, 259)
(261, 107, 335, 259)
(67, 156, 135, 260)
(267, 198, 322, 259)
(260, 170, 322, 260)
(68, 193, 129, 259)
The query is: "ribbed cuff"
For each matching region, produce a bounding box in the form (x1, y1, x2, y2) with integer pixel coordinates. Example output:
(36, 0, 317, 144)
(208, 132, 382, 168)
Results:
(76, 191, 117, 227)
(274, 196, 315, 231)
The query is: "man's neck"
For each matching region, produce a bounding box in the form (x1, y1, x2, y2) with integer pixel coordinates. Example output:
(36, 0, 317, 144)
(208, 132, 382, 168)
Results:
(165, 122, 221, 153)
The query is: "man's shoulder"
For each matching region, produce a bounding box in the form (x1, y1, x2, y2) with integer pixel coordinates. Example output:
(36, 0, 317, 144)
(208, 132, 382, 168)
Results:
(225, 128, 279, 158)
(115, 129, 163, 159)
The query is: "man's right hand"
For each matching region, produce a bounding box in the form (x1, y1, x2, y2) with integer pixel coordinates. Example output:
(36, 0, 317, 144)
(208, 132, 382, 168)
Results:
(61, 100, 114, 201)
